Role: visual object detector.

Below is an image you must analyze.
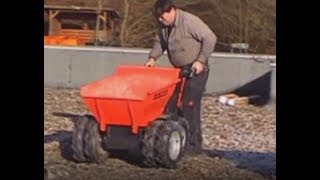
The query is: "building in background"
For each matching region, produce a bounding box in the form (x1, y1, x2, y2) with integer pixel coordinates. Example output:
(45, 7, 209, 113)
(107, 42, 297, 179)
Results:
(44, 5, 121, 46)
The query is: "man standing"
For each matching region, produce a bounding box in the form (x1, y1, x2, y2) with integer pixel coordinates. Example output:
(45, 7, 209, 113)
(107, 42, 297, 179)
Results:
(145, 0, 217, 154)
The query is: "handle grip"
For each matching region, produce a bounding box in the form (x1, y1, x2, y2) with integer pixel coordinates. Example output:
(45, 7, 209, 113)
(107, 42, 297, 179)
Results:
(181, 67, 196, 78)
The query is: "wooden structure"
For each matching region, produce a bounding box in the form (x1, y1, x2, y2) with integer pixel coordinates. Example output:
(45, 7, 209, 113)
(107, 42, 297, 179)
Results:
(44, 5, 121, 46)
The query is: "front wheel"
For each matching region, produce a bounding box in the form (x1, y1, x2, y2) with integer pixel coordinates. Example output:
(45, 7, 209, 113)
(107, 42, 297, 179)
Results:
(72, 115, 108, 163)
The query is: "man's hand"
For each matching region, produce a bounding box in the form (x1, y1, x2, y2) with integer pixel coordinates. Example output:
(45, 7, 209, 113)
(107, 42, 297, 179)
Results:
(145, 58, 156, 67)
(191, 60, 204, 74)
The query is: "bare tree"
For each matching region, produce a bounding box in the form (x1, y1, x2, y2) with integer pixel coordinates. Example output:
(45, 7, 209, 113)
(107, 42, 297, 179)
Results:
(120, 0, 130, 47)
(44, 0, 275, 53)
(94, 0, 102, 46)
(207, 0, 275, 53)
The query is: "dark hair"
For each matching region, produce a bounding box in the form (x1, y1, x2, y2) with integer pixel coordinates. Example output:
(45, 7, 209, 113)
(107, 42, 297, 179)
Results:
(153, 0, 176, 17)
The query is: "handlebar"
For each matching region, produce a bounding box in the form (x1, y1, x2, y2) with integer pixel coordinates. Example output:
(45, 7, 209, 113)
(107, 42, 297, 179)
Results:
(181, 67, 196, 78)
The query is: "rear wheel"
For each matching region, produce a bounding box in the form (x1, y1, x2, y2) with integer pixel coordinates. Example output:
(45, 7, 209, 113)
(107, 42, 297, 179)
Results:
(154, 120, 185, 169)
(140, 120, 185, 169)
(140, 120, 162, 167)
(177, 116, 189, 151)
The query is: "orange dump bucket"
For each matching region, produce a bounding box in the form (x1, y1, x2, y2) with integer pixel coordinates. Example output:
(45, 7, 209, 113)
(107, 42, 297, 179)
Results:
(80, 65, 181, 134)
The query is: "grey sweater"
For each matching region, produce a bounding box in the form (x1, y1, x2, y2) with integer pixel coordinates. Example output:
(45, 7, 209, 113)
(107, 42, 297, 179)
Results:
(149, 9, 217, 67)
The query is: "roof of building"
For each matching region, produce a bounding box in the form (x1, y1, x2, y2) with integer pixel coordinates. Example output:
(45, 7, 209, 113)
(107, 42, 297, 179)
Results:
(44, 5, 121, 19)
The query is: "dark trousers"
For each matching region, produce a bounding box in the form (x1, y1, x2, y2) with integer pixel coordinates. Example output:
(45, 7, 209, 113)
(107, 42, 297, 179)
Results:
(165, 67, 209, 150)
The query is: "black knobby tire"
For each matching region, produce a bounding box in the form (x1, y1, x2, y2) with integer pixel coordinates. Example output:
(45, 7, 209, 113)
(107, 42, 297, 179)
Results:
(72, 115, 107, 163)
(154, 120, 185, 169)
(140, 120, 162, 167)
(83, 115, 107, 163)
(72, 115, 88, 162)
(177, 116, 189, 151)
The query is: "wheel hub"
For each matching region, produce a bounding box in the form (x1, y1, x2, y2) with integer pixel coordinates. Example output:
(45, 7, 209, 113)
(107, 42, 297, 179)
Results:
(168, 131, 181, 160)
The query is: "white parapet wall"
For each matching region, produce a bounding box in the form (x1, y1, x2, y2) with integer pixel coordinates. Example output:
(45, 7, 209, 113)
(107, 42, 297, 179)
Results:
(44, 45, 276, 103)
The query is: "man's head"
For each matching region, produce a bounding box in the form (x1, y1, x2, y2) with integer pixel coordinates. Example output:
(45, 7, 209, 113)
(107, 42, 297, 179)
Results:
(153, 0, 176, 26)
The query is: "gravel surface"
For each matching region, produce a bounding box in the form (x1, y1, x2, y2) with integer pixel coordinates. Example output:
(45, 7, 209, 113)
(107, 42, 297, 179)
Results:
(44, 87, 276, 180)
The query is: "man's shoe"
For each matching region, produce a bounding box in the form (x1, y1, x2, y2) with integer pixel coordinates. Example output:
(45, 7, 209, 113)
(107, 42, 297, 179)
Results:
(184, 145, 203, 157)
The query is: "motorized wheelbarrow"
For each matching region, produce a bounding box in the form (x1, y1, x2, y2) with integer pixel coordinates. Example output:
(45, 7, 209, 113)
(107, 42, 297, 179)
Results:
(72, 65, 194, 168)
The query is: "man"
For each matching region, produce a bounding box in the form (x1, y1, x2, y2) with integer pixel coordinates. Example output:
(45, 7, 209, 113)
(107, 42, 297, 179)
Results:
(145, 0, 217, 154)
